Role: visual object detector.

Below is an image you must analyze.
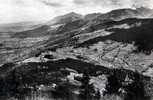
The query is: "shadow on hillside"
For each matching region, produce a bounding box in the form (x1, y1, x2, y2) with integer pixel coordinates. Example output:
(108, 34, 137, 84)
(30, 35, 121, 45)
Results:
(77, 19, 153, 55)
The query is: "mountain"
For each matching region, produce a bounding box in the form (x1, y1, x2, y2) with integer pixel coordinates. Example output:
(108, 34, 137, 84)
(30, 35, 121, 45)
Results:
(84, 13, 101, 21)
(87, 7, 153, 26)
(1, 7, 153, 64)
(46, 7, 153, 27)
(4, 7, 153, 39)
(48, 12, 83, 25)
(2, 8, 153, 64)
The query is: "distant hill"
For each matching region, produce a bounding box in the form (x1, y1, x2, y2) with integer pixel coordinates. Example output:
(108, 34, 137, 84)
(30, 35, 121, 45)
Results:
(12, 25, 51, 38)
(0, 21, 41, 33)
(4, 7, 153, 39)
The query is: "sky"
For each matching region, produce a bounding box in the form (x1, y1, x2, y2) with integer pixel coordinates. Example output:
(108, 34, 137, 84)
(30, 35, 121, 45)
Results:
(0, 0, 152, 24)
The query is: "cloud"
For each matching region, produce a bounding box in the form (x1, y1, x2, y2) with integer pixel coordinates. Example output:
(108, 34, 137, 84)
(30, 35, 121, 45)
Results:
(41, 2, 63, 7)
(0, 0, 57, 24)
(40, 0, 63, 7)
(73, 0, 153, 9)
(73, 0, 87, 5)
(0, 0, 152, 24)
(132, 0, 153, 8)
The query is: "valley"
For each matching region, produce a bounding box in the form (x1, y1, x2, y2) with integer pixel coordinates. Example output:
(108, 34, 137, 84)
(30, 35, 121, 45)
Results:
(1, 7, 153, 100)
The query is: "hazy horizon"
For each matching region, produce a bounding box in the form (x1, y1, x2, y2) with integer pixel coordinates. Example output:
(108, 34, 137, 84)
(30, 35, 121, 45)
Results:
(0, 0, 153, 24)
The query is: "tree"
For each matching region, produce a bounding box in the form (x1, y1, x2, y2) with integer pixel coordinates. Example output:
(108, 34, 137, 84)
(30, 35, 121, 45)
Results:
(79, 71, 96, 100)
(104, 71, 121, 95)
(125, 72, 145, 100)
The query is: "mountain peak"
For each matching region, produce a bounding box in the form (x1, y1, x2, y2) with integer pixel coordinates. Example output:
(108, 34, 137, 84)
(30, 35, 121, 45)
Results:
(62, 12, 83, 18)
(67, 12, 79, 15)
(48, 12, 83, 25)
